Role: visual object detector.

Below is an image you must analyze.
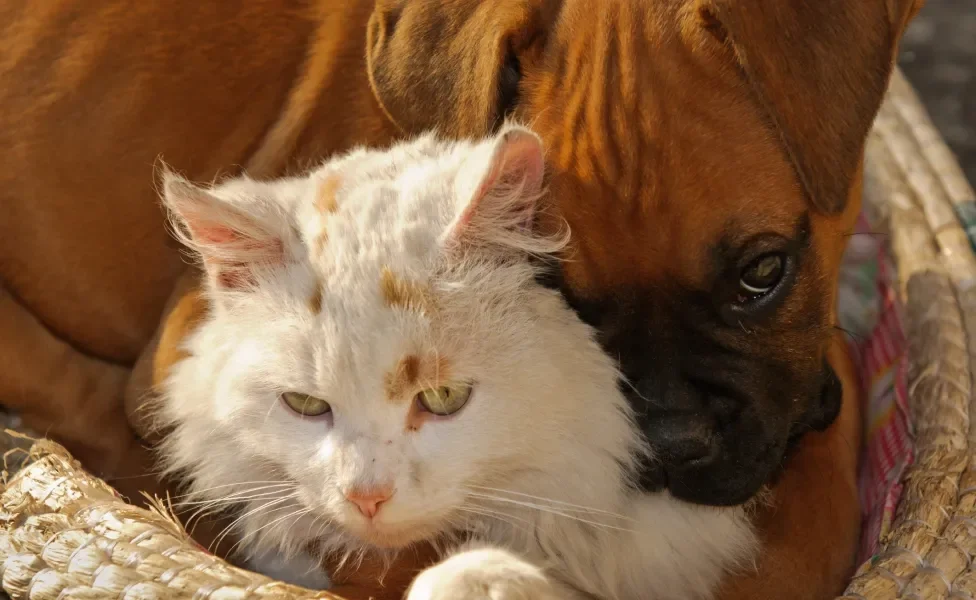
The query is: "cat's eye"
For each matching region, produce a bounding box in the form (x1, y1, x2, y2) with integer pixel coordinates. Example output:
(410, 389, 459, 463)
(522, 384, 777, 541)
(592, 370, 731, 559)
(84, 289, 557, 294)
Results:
(416, 384, 472, 416)
(280, 391, 332, 417)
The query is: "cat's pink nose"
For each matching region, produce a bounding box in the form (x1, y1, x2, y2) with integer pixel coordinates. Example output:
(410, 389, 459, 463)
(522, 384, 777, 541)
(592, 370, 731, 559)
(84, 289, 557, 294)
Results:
(345, 486, 394, 518)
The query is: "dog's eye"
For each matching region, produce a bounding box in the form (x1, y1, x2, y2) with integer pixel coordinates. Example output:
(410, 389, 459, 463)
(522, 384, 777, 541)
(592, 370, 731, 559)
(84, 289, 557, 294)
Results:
(739, 253, 785, 296)
(281, 392, 332, 417)
(416, 384, 472, 416)
(493, 45, 522, 129)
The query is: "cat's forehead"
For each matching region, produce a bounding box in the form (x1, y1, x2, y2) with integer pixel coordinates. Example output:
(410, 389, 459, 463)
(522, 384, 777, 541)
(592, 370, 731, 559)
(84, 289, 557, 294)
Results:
(299, 137, 469, 277)
(279, 136, 465, 347)
(307, 131, 474, 206)
(341, 133, 450, 172)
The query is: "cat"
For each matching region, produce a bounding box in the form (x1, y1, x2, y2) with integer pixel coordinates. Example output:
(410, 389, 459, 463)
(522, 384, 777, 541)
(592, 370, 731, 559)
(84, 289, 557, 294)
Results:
(156, 124, 757, 600)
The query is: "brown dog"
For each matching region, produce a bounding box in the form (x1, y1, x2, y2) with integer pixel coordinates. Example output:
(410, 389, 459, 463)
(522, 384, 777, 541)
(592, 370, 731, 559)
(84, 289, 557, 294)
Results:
(0, 0, 921, 596)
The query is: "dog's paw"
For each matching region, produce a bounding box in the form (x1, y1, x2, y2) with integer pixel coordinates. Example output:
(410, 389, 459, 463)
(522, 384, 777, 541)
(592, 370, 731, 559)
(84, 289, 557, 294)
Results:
(406, 548, 566, 600)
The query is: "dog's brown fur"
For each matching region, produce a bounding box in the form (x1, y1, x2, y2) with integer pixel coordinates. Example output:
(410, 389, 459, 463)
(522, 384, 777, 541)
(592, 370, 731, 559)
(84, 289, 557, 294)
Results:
(716, 331, 863, 600)
(0, 0, 922, 597)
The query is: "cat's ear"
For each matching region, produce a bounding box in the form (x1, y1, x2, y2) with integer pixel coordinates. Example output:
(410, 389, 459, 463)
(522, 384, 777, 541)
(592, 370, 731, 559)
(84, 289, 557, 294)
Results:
(161, 172, 287, 290)
(446, 125, 561, 254)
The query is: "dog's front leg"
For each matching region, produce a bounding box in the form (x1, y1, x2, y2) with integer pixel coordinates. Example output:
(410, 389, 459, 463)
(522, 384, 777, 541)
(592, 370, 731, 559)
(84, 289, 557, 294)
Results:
(0, 282, 152, 494)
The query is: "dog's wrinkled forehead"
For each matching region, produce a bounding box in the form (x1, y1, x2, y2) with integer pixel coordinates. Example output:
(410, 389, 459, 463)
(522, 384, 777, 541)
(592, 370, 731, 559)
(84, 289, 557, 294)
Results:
(504, 1, 888, 294)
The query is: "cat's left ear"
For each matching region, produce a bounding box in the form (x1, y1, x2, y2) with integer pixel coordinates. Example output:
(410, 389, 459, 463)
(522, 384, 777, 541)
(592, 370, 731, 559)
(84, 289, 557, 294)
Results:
(161, 172, 289, 291)
(446, 125, 549, 251)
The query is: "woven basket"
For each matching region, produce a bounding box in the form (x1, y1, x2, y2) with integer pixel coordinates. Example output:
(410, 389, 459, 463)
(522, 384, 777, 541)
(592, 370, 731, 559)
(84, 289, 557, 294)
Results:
(837, 69, 976, 599)
(1, 67, 974, 600)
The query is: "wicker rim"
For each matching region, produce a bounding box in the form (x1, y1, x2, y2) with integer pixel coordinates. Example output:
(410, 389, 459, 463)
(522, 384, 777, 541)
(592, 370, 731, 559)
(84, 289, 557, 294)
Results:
(1, 438, 348, 600)
(838, 68, 976, 600)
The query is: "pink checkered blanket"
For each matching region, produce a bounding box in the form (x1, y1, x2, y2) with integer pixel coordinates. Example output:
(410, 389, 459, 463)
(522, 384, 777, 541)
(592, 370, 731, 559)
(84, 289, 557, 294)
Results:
(838, 213, 913, 564)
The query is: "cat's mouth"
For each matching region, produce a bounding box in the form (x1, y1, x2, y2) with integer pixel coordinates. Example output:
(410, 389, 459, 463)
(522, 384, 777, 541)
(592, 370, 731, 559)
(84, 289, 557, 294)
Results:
(338, 514, 445, 550)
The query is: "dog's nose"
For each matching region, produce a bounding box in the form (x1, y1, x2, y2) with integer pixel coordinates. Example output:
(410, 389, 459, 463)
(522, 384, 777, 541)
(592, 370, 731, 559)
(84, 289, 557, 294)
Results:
(644, 413, 718, 466)
(631, 377, 720, 466)
(344, 485, 394, 518)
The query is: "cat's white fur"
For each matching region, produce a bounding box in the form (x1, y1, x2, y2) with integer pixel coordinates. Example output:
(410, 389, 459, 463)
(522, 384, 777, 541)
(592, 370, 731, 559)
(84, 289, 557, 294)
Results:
(157, 125, 757, 600)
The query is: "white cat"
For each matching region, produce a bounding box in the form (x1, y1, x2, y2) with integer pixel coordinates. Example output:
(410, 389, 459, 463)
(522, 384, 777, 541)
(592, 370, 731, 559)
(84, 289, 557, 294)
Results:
(157, 125, 757, 600)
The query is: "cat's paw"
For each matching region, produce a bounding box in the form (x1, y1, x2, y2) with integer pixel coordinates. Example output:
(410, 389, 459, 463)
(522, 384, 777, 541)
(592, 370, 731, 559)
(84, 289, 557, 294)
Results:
(406, 548, 566, 600)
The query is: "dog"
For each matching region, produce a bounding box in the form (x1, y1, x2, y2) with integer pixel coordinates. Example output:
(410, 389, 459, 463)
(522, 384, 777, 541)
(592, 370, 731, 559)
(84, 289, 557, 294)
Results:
(0, 0, 922, 596)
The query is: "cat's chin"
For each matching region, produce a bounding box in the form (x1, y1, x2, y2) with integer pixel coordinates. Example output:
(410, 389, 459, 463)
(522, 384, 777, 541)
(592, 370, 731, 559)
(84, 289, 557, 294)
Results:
(342, 519, 443, 550)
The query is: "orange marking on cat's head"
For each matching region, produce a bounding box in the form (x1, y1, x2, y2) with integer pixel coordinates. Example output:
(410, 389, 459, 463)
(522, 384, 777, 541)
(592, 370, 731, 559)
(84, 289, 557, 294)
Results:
(380, 267, 433, 314)
(385, 354, 421, 403)
(312, 231, 328, 258)
(308, 281, 323, 314)
(316, 175, 341, 214)
(385, 353, 452, 405)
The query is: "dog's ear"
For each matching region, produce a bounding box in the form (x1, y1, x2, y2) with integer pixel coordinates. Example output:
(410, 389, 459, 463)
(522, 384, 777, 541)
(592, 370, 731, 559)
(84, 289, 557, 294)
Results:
(700, 0, 925, 214)
(887, 0, 927, 41)
(365, 0, 543, 138)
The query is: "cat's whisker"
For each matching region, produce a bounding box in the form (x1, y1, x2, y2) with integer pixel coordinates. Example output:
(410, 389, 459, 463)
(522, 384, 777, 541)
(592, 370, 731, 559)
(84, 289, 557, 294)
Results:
(466, 492, 634, 533)
(617, 374, 651, 405)
(459, 503, 534, 527)
(210, 501, 293, 555)
(457, 505, 534, 537)
(175, 488, 293, 507)
(332, 551, 350, 575)
(304, 512, 336, 552)
(222, 504, 304, 559)
(263, 395, 280, 424)
(229, 507, 313, 558)
(467, 485, 637, 522)
(184, 499, 244, 532)
(181, 494, 290, 532)
(305, 512, 325, 536)
(177, 484, 296, 531)
(211, 495, 297, 554)
(270, 509, 313, 545)
(468, 494, 632, 525)
(334, 544, 366, 573)
(170, 481, 293, 499)
(174, 488, 288, 507)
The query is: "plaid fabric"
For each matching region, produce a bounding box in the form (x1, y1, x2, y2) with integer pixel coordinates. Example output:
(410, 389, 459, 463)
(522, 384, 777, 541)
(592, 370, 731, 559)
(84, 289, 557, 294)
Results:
(839, 214, 914, 565)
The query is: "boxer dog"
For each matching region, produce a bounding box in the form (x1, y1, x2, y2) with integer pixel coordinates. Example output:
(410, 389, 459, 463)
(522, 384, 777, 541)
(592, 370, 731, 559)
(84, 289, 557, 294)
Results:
(0, 0, 921, 597)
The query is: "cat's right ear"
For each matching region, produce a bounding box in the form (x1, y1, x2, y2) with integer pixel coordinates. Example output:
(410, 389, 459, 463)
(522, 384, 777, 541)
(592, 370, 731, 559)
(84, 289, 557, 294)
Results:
(161, 172, 286, 291)
(445, 125, 567, 256)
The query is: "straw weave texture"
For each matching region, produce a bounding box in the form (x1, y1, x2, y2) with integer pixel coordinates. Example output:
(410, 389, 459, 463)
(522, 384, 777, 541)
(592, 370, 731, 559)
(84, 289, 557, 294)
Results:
(0, 438, 344, 600)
